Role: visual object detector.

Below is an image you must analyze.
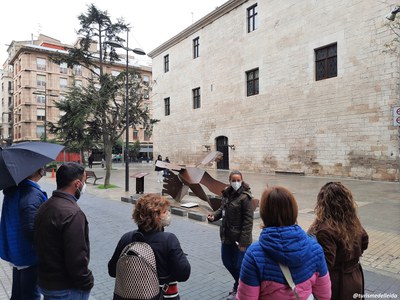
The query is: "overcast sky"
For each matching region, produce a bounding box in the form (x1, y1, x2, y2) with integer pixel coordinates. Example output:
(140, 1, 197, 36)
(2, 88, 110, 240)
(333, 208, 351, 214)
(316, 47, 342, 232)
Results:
(0, 0, 228, 65)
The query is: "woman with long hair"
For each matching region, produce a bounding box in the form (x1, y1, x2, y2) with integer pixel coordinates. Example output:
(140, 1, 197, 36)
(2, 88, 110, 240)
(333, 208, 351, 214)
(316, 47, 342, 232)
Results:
(309, 182, 369, 300)
(108, 194, 190, 299)
(237, 186, 331, 299)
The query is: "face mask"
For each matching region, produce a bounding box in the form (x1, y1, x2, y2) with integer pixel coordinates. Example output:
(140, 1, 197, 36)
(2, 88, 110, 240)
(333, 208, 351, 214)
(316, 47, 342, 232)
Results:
(160, 211, 171, 227)
(75, 181, 86, 199)
(231, 181, 242, 191)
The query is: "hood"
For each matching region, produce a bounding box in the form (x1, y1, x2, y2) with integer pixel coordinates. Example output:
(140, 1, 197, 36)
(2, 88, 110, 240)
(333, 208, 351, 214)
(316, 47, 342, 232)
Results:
(258, 225, 313, 267)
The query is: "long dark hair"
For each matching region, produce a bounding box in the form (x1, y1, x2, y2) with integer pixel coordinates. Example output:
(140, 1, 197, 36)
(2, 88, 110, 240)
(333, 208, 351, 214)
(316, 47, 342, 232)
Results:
(309, 182, 364, 251)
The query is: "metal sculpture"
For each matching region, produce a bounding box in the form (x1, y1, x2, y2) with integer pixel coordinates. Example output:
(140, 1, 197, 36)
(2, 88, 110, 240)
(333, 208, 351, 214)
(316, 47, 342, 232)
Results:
(156, 151, 228, 211)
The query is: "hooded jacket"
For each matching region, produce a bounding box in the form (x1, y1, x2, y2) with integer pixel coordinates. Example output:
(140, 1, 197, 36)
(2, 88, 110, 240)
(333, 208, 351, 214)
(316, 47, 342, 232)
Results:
(237, 225, 331, 300)
(0, 180, 47, 267)
(212, 183, 254, 247)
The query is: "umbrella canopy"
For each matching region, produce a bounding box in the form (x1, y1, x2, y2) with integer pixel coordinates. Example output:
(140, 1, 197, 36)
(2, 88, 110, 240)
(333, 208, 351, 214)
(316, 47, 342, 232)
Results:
(0, 142, 64, 190)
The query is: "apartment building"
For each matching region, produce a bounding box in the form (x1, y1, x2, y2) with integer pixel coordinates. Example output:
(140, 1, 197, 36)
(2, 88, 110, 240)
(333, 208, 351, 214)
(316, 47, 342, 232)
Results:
(4, 34, 152, 155)
(148, 0, 400, 181)
(0, 63, 13, 146)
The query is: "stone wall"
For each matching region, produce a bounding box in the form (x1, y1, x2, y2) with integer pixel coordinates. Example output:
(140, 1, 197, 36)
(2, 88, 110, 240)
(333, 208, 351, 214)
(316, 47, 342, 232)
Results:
(151, 0, 400, 181)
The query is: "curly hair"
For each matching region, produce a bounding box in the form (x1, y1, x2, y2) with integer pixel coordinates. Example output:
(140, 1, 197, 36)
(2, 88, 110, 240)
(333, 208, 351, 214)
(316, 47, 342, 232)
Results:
(309, 182, 364, 251)
(132, 194, 170, 232)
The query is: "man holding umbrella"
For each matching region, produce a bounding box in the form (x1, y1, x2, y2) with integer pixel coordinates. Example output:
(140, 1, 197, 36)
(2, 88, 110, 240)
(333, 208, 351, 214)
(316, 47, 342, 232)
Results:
(0, 141, 64, 300)
(0, 168, 47, 300)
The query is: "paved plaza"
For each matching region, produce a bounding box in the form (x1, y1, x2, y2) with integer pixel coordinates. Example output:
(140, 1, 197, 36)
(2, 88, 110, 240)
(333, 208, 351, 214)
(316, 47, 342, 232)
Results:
(0, 162, 399, 299)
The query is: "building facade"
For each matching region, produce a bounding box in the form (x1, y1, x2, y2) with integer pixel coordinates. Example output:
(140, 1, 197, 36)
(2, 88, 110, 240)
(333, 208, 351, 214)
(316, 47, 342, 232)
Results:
(4, 34, 152, 156)
(149, 0, 400, 181)
(0, 64, 13, 146)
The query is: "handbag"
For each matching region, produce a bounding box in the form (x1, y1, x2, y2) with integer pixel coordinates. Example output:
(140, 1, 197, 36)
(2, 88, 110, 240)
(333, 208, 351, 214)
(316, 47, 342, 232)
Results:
(278, 263, 316, 300)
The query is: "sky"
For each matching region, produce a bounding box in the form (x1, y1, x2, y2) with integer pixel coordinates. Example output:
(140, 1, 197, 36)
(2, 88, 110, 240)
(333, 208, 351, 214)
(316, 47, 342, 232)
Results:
(0, 0, 228, 65)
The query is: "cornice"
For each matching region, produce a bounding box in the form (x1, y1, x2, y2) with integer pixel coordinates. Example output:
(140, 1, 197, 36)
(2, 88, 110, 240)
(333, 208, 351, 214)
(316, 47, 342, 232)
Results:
(148, 0, 248, 58)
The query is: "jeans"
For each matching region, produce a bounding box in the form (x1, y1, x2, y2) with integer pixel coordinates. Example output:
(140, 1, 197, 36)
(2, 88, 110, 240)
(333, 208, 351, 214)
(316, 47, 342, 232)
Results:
(11, 265, 41, 300)
(221, 243, 245, 292)
(39, 288, 91, 300)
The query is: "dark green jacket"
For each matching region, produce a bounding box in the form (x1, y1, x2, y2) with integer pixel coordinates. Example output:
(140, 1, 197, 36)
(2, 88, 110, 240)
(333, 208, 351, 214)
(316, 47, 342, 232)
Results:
(213, 183, 254, 247)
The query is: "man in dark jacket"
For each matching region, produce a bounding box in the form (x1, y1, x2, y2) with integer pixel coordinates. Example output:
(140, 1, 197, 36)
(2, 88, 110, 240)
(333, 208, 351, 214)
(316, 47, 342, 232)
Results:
(0, 167, 47, 300)
(34, 163, 93, 300)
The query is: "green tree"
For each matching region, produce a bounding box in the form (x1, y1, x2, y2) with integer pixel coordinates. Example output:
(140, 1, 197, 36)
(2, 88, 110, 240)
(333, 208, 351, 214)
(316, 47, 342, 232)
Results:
(52, 4, 156, 187)
(49, 83, 98, 156)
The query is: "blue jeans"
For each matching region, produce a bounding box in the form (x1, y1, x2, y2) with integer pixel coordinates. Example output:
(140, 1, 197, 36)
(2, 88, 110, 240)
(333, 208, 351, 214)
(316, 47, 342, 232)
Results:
(221, 243, 245, 292)
(39, 288, 91, 300)
(11, 265, 40, 300)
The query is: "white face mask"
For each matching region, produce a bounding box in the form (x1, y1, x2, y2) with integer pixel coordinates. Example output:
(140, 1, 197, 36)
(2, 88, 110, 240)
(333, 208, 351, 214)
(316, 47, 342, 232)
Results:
(160, 211, 171, 227)
(80, 182, 87, 195)
(75, 181, 87, 199)
(231, 181, 242, 191)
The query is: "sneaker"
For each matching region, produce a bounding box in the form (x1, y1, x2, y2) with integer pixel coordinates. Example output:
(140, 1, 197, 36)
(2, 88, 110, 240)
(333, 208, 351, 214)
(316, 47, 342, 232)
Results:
(227, 291, 236, 300)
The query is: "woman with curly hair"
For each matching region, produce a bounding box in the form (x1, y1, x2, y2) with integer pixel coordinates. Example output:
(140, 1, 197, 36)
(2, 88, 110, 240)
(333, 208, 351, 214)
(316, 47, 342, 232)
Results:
(308, 182, 369, 300)
(108, 194, 190, 299)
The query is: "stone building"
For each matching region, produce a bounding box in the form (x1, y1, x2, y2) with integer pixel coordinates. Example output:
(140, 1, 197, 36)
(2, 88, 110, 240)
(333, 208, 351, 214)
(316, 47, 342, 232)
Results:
(148, 0, 400, 181)
(4, 34, 152, 156)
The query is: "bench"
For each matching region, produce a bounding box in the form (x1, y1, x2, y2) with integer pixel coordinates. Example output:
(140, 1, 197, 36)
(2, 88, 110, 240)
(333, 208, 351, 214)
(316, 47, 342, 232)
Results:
(86, 170, 103, 185)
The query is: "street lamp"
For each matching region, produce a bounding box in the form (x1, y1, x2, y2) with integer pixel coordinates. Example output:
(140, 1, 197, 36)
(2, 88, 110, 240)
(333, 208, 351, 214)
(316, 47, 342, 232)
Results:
(33, 85, 58, 142)
(105, 28, 146, 192)
(386, 6, 400, 21)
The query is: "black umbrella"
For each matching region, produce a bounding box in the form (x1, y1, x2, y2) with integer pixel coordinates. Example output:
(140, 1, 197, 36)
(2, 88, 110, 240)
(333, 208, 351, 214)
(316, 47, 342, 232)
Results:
(0, 142, 64, 190)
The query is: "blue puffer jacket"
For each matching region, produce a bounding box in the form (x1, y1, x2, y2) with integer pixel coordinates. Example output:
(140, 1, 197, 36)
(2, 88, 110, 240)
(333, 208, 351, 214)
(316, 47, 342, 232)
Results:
(0, 180, 47, 266)
(238, 225, 331, 300)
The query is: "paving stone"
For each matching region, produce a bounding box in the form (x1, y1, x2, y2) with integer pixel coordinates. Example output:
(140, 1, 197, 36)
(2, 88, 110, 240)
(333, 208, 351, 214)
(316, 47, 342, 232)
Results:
(171, 207, 188, 217)
(188, 211, 207, 222)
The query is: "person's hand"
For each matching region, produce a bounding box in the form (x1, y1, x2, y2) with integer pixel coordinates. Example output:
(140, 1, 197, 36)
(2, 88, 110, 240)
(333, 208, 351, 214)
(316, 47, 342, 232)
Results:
(207, 214, 214, 222)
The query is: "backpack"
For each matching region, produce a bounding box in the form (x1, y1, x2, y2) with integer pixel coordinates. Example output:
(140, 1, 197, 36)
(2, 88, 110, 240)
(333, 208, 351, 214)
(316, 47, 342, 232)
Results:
(114, 232, 161, 300)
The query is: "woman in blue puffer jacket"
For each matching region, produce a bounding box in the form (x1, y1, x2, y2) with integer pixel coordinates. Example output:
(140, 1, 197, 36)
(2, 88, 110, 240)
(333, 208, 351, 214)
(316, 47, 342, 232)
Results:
(237, 186, 331, 300)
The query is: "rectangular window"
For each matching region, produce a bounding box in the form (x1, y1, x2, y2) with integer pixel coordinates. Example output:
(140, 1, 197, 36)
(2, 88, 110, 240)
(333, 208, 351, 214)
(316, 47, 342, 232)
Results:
(60, 62, 68, 74)
(36, 125, 44, 138)
(247, 4, 258, 33)
(60, 78, 68, 90)
(133, 130, 139, 140)
(143, 75, 149, 86)
(193, 37, 200, 59)
(164, 55, 169, 73)
(192, 87, 201, 109)
(75, 80, 83, 87)
(36, 95, 46, 104)
(73, 65, 82, 76)
(315, 43, 337, 81)
(164, 97, 170, 116)
(144, 131, 150, 141)
(37, 108, 45, 121)
(37, 75, 46, 88)
(37, 58, 46, 71)
(246, 68, 259, 96)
